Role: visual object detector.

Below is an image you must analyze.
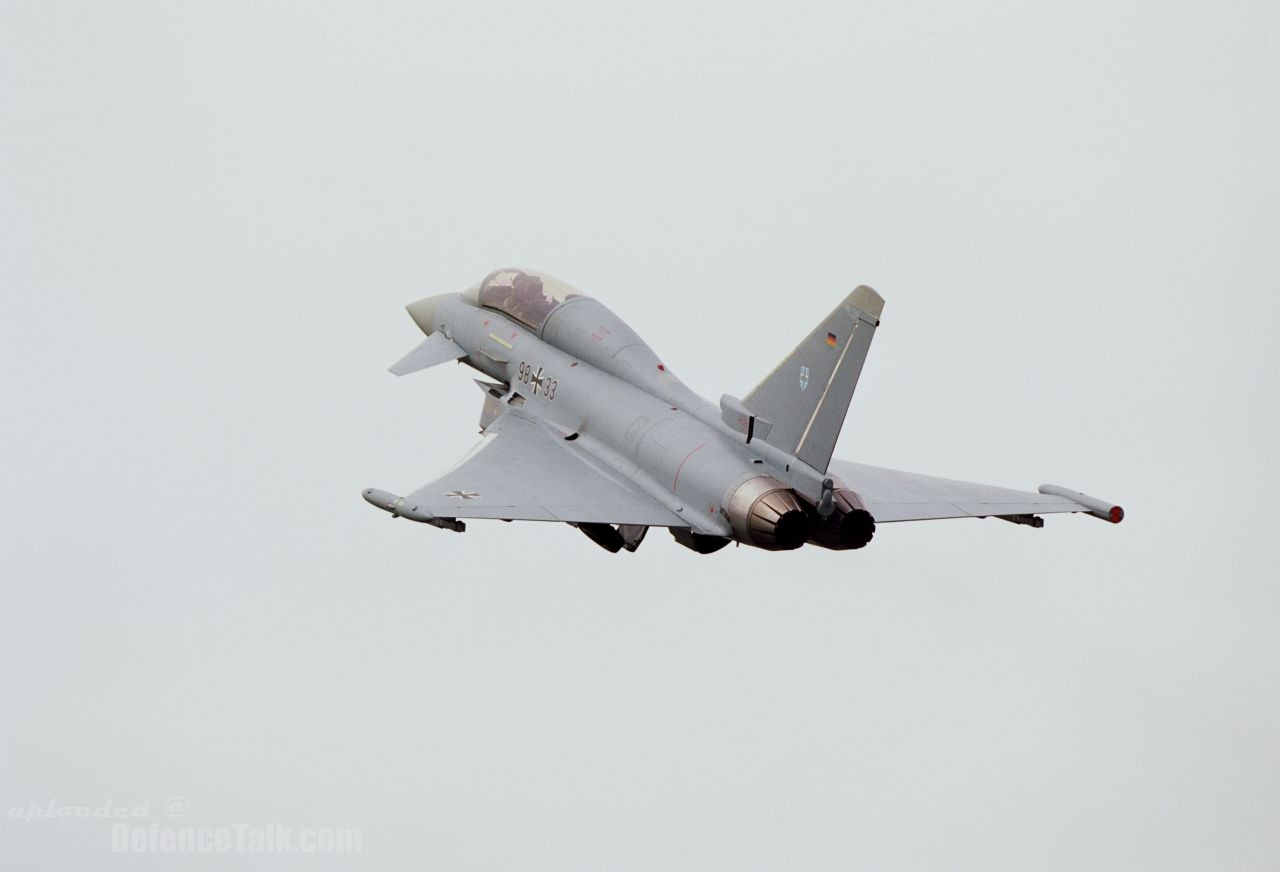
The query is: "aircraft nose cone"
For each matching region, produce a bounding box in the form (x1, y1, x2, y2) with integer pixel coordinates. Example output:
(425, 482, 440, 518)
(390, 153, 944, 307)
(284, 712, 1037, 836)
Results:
(405, 294, 451, 335)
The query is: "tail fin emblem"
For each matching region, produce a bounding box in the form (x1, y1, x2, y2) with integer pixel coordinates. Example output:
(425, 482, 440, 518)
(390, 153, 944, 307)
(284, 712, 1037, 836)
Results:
(799, 365, 810, 391)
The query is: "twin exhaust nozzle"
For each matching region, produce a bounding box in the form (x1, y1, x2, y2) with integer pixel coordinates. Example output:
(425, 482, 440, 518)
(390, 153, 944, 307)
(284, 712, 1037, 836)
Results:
(724, 475, 875, 551)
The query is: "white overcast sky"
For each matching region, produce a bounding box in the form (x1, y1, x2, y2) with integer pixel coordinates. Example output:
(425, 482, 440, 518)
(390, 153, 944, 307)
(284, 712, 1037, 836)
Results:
(3, 2, 1278, 869)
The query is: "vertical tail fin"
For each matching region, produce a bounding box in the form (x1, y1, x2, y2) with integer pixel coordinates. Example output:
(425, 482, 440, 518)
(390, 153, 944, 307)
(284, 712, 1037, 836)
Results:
(742, 286, 883, 473)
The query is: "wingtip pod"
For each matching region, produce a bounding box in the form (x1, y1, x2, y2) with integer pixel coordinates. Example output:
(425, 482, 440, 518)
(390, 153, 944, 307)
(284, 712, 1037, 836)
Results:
(1038, 484, 1125, 523)
(363, 488, 466, 531)
(362, 487, 433, 522)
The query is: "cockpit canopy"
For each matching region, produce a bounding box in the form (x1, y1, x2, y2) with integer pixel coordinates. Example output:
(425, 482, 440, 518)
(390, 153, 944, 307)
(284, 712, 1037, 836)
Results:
(470, 268, 584, 331)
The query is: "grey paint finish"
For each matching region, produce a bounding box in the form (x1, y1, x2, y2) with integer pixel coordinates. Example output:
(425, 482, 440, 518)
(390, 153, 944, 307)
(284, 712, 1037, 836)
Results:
(365, 268, 1123, 552)
(742, 285, 883, 472)
(399, 413, 687, 526)
(828, 460, 1098, 523)
(388, 331, 467, 376)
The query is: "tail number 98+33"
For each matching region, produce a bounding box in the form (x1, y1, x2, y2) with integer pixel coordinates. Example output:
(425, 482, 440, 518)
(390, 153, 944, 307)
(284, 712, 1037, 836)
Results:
(517, 361, 557, 399)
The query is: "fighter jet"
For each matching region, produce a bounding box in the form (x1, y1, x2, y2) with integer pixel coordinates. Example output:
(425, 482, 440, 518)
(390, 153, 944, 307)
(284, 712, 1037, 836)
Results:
(364, 268, 1123, 554)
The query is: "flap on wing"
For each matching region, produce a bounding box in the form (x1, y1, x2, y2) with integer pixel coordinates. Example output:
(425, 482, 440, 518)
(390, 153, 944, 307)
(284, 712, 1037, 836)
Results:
(389, 332, 467, 376)
(401, 413, 688, 527)
(828, 459, 1106, 523)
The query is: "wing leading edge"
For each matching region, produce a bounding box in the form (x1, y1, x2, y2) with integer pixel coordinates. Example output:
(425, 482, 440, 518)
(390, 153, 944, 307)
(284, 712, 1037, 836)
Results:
(828, 459, 1124, 524)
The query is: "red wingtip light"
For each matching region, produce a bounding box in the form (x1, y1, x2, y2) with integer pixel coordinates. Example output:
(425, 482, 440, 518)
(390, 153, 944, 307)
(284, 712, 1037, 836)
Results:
(1109, 505, 1125, 524)
(657, 363, 666, 371)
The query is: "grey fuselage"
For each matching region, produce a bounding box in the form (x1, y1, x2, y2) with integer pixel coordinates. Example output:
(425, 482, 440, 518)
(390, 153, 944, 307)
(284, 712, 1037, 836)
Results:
(410, 290, 829, 548)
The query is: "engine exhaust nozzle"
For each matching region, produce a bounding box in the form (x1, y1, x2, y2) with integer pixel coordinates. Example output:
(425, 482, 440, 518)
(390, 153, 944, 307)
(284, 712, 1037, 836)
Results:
(809, 488, 876, 550)
(725, 475, 811, 551)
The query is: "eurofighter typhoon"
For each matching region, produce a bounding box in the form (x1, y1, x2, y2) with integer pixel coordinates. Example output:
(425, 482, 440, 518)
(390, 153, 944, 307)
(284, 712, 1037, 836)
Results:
(364, 268, 1123, 554)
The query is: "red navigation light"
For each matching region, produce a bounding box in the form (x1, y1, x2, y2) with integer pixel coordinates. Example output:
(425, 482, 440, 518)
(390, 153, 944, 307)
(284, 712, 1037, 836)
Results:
(1109, 505, 1125, 524)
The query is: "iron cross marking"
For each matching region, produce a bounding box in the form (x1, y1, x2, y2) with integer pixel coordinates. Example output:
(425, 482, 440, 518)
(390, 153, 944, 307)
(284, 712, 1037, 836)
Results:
(444, 490, 479, 500)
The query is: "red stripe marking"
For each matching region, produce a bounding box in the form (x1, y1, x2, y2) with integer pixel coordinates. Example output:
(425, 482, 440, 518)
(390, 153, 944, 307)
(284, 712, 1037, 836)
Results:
(672, 443, 708, 491)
